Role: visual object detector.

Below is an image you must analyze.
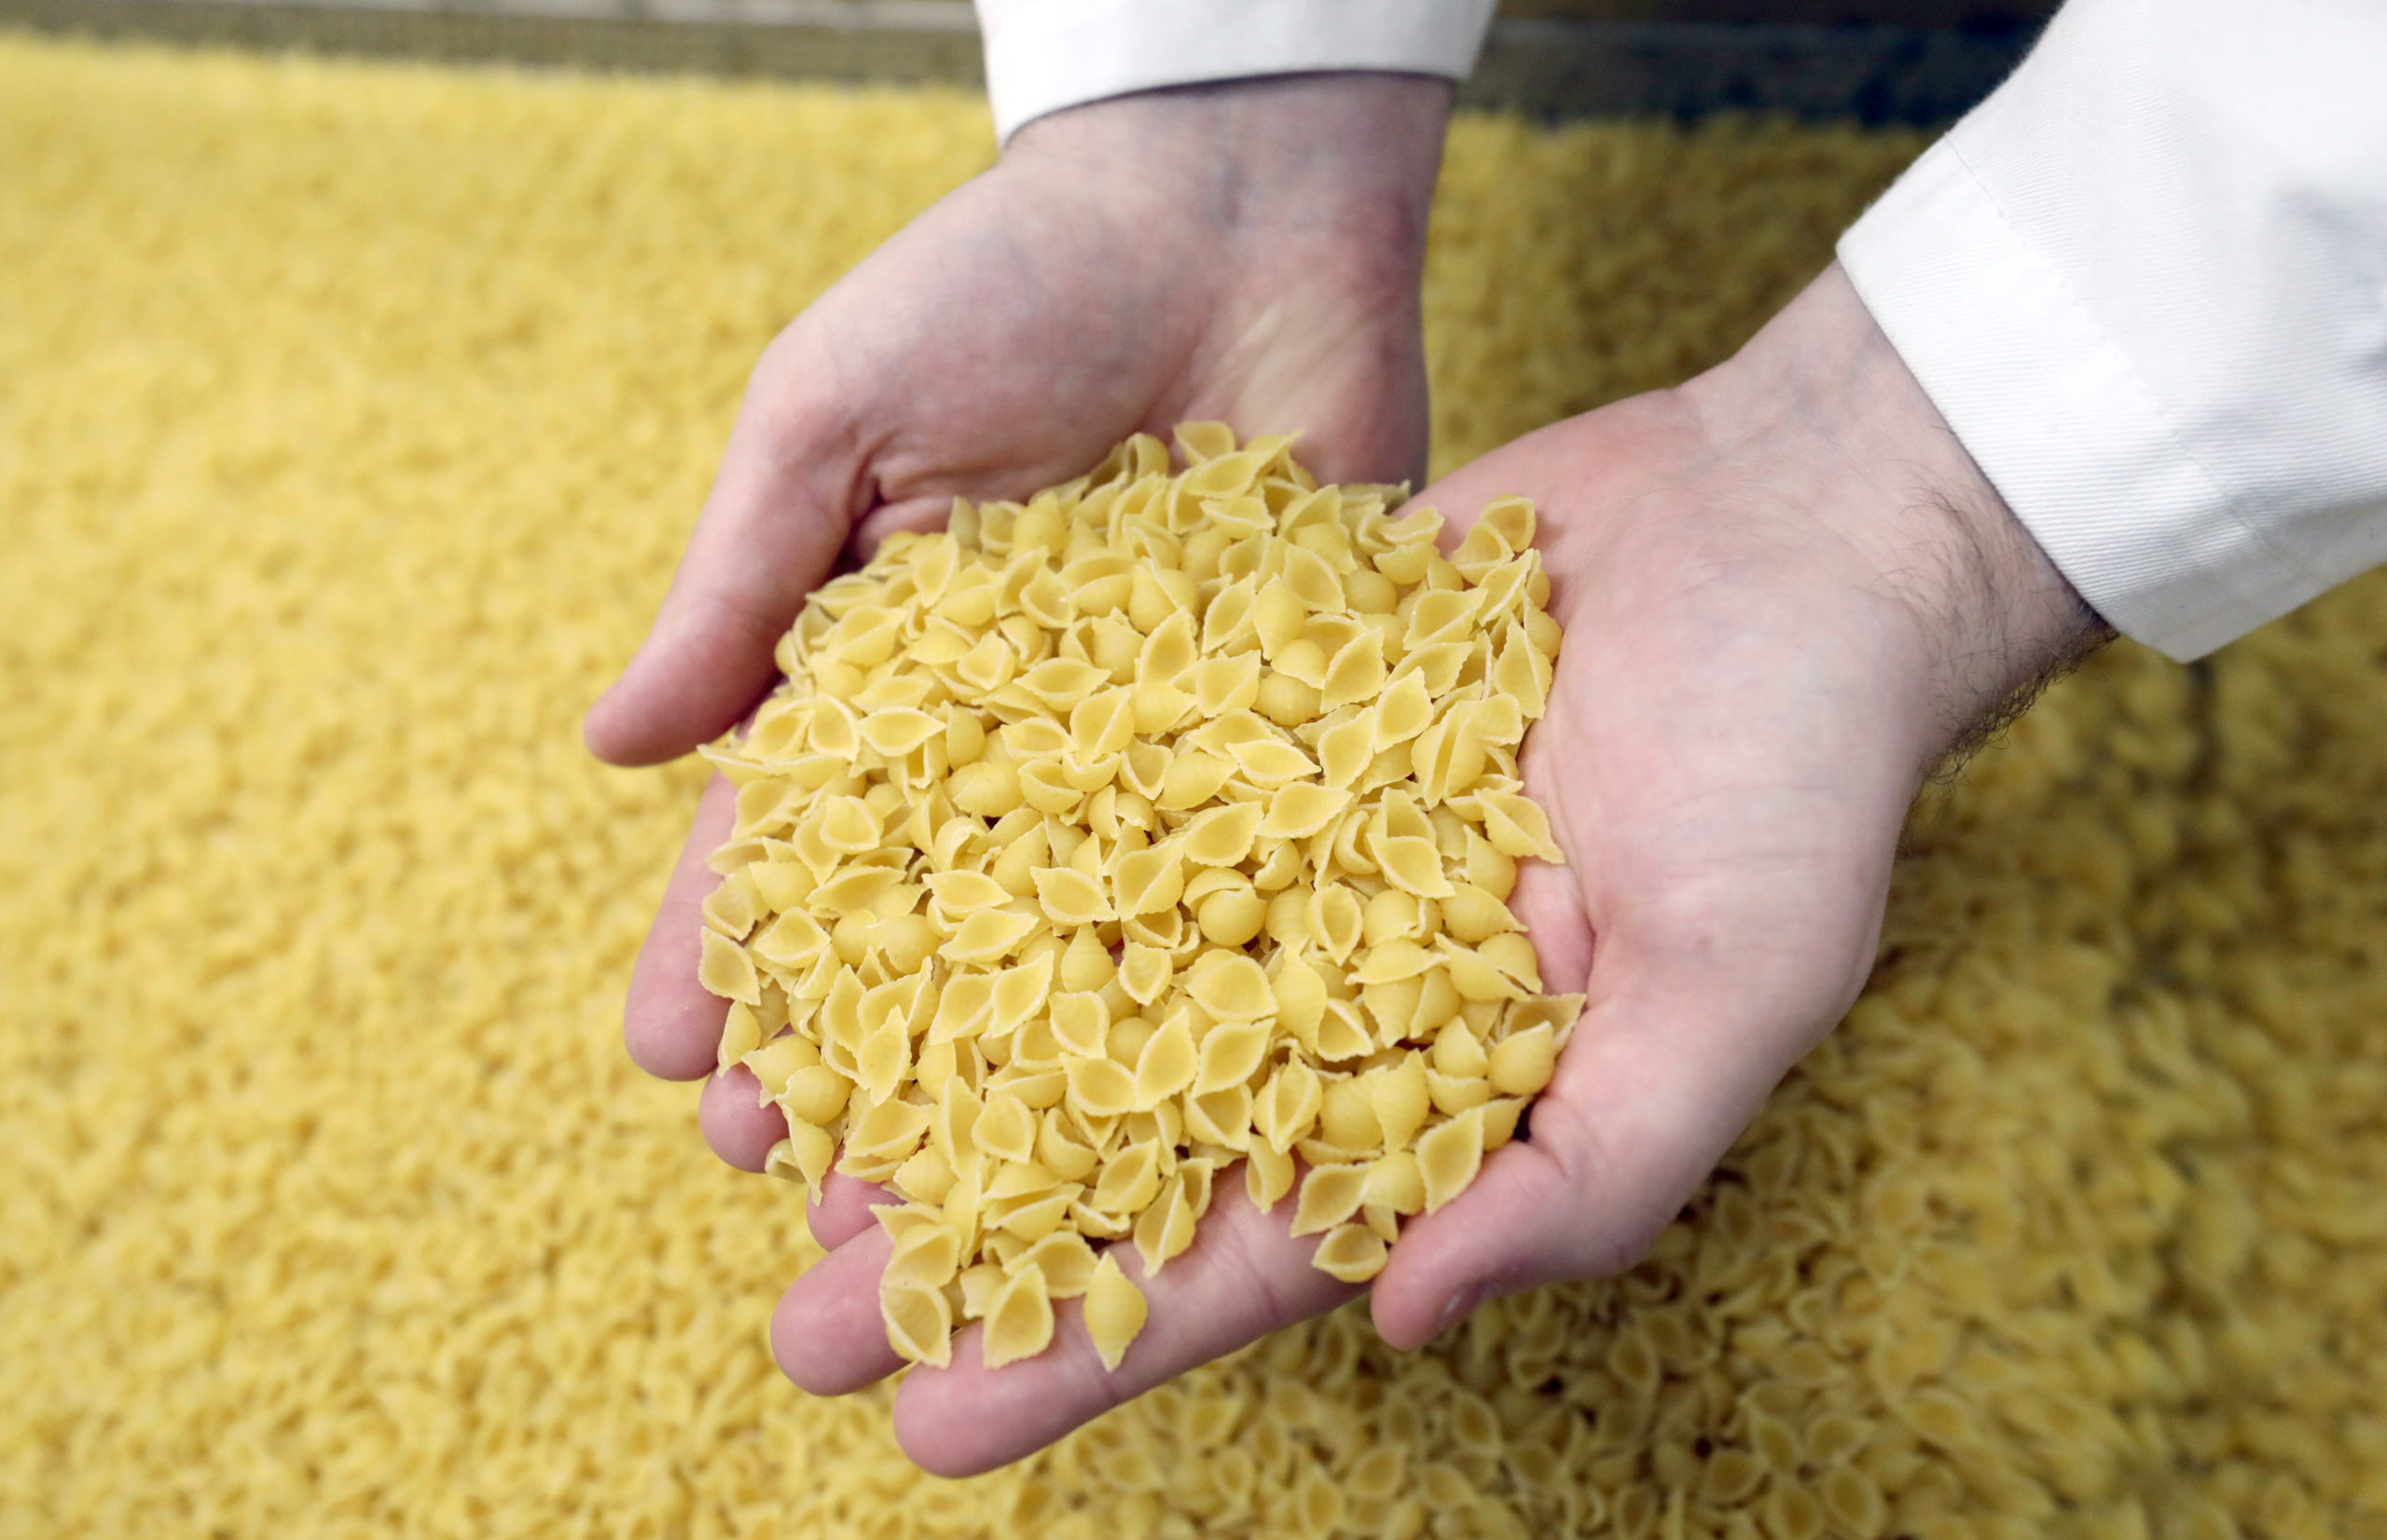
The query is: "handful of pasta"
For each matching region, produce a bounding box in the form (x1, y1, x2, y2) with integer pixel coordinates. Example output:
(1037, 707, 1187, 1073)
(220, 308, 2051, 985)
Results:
(696, 427, 1580, 1373)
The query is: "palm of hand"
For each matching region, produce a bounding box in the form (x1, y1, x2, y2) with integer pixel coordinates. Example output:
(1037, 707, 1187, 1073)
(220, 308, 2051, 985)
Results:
(586, 145, 1429, 772)
(768, 392, 1948, 1476)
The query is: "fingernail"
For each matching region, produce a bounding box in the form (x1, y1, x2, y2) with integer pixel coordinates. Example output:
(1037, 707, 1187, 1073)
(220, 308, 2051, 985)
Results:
(1436, 1285, 1486, 1335)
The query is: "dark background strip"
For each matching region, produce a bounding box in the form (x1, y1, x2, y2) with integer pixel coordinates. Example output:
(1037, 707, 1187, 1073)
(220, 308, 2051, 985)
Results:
(0, 0, 2055, 123)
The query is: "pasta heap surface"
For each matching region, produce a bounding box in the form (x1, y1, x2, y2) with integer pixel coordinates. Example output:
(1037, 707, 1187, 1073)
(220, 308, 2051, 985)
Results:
(697, 428, 1580, 1370)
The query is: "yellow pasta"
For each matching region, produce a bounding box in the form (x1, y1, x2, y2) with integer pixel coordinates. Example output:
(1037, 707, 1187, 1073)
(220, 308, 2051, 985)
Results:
(981, 1266, 1056, 1369)
(1131, 1174, 1201, 1274)
(1417, 1106, 1488, 1215)
(697, 430, 1573, 1369)
(1131, 1017, 1200, 1110)
(1291, 1163, 1371, 1238)
(881, 1281, 956, 1368)
(1487, 1022, 1560, 1097)
(1310, 1223, 1390, 1285)
(1083, 1254, 1150, 1373)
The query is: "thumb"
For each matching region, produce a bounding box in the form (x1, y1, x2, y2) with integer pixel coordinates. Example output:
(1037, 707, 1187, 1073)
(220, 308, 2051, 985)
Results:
(584, 371, 863, 767)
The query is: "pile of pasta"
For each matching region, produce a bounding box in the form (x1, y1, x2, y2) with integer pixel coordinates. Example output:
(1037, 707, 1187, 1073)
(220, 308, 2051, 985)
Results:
(694, 426, 1581, 1371)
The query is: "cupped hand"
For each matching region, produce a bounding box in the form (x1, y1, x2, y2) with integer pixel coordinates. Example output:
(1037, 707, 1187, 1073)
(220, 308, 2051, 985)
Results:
(839, 263, 2105, 1476)
(583, 73, 1458, 1426)
(592, 76, 1449, 1079)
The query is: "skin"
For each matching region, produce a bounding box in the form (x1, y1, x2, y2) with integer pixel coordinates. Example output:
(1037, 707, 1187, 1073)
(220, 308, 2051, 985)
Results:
(586, 76, 2105, 1478)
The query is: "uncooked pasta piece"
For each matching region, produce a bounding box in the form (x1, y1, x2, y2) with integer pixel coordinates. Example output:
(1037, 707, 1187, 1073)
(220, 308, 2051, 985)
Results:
(698, 929, 761, 1006)
(1244, 1141, 1296, 1211)
(1131, 1174, 1200, 1274)
(1372, 1055, 1433, 1151)
(1011, 1231, 1098, 1299)
(881, 1280, 955, 1368)
(1131, 1017, 1198, 1109)
(1417, 1106, 1487, 1214)
(1091, 1140, 1163, 1216)
(974, 1093, 1036, 1165)
(1310, 1222, 1389, 1284)
(697, 428, 1570, 1371)
(981, 1266, 1056, 1368)
(1186, 952, 1274, 1021)
(1064, 1054, 1136, 1120)
(1181, 803, 1263, 867)
(1291, 1163, 1370, 1237)
(1049, 992, 1109, 1057)
(1031, 866, 1113, 925)
(884, 1221, 961, 1291)
(1488, 1022, 1560, 1097)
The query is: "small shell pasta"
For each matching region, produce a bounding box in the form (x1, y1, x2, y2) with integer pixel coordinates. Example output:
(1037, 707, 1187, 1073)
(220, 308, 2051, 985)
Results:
(981, 1266, 1056, 1368)
(1082, 1254, 1148, 1371)
(696, 428, 1572, 1371)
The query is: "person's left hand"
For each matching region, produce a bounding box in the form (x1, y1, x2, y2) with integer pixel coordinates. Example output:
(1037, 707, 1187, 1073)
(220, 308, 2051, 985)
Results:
(776, 263, 2104, 1477)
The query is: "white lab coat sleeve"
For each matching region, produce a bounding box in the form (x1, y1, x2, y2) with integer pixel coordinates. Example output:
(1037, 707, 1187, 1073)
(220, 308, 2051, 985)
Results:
(973, 0, 1495, 144)
(1838, 0, 2387, 661)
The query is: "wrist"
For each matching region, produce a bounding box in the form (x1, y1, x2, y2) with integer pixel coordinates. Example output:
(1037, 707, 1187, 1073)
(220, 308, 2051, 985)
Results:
(1681, 264, 2109, 765)
(1002, 73, 1449, 274)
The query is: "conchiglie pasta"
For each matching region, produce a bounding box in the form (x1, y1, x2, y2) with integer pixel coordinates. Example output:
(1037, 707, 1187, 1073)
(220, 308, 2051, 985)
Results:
(697, 429, 1571, 1371)
(1083, 1255, 1150, 1372)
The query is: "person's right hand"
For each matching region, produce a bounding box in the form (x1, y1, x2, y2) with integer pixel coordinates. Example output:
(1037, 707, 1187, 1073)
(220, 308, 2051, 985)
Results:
(582, 71, 1452, 1326)
(796, 263, 2110, 1478)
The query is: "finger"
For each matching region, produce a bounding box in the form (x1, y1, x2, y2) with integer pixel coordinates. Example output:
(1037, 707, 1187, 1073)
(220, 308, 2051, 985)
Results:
(1369, 988, 1784, 1351)
(890, 1178, 1359, 1478)
(585, 348, 862, 767)
(623, 775, 737, 1081)
(698, 1066, 786, 1173)
(771, 1222, 904, 1396)
(806, 1172, 903, 1251)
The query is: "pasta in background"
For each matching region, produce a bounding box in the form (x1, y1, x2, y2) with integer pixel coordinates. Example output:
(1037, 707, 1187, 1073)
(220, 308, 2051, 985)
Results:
(5, 37, 2380, 1540)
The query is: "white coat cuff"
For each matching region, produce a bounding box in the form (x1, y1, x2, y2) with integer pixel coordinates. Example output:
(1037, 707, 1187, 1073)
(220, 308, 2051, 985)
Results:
(976, 0, 1493, 144)
(1839, 140, 2331, 663)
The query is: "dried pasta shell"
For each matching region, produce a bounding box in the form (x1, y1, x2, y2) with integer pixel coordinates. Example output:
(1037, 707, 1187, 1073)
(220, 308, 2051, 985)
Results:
(1118, 942, 1172, 1006)
(1181, 803, 1263, 868)
(881, 1281, 955, 1368)
(975, 1093, 1037, 1165)
(1255, 782, 1350, 840)
(1310, 1223, 1388, 1284)
(1417, 1107, 1487, 1214)
(1185, 952, 1275, 1021)
(1488, 1022, 1560, 1097)
(1083, 1254, 1148, 1372)
(1031, 865, 1114, 925)
(1193, 1020, 1271, 1096)
(981, 1266, 1056, 1368)
(697, 929, 761, 1007)
(1132, 1176, 1200, 1274)
(1090, 1139, 1163, 1216)
(1245, 1141, 1296, 1211)
(1064, 1054, 1137, 1121)
(1371, 1053, 1433, 1151)
(1112, 844, 1186, 918)
(1131, 1016, 1198, 1110)
(1290, 1163, 1370, 1238)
